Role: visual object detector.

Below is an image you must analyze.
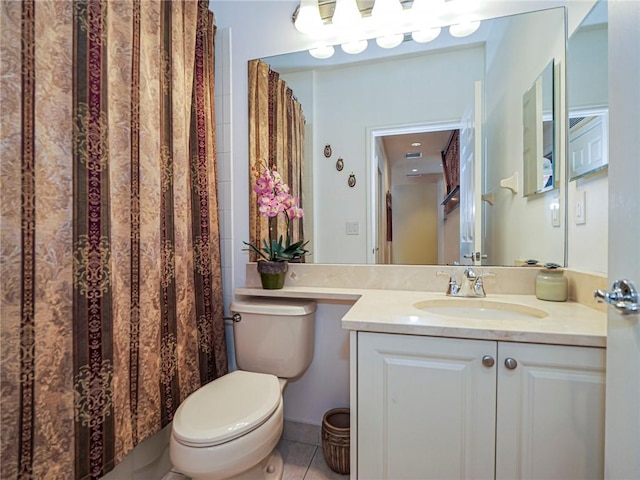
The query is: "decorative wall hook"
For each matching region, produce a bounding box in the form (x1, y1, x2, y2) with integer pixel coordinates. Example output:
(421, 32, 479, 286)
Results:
(500, 171, 519, 194)
(348, 173, 356, 188)
(324, 144, 332, 158)
(336, 157, 344, 171)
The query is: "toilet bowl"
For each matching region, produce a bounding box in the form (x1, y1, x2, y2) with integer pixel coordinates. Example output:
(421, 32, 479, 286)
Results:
(170, 298, 317, 480)
(170, 371, 286, 479)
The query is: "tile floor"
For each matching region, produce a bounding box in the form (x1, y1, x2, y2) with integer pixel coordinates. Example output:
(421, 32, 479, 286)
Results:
(278, 438, 349, 480)
(162, 438, 349, 480)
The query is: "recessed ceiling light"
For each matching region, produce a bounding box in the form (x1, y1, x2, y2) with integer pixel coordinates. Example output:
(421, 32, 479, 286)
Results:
(412, 168, 418, 172)
(411, 142, 421, 147)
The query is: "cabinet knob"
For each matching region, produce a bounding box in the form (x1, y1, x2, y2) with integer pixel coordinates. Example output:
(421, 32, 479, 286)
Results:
(504, 357, 518, 369)
(482, 355, 495, 367)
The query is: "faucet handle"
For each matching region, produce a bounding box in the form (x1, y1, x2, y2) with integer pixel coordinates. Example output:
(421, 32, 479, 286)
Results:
(437, 271, 459, 296)
(473, 272, 495, 297)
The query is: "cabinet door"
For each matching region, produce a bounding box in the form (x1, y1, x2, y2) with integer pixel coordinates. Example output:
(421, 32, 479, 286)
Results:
(357, 332, 497, 480)
(495, 342, 606, 479)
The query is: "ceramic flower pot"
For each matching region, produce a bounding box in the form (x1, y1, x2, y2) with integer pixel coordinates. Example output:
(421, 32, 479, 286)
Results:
(256, 261, 288, 289)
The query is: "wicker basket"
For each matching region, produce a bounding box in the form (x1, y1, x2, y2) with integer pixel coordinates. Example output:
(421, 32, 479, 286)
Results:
(321, 408, 350, 475)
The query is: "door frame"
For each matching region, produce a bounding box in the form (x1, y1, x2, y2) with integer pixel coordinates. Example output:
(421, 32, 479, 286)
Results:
(365, 120, 463, 265)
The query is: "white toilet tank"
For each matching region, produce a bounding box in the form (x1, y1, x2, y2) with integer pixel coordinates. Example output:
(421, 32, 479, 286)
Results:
(230, 298, 316, 379)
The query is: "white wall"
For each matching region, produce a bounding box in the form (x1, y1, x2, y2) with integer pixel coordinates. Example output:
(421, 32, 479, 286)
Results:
(392, 183, 439, 264)
(568, 174, 608, 273)
(283, 302, 352, 424)
(483, 8, 566, 266)
(568, 24, 607, 111)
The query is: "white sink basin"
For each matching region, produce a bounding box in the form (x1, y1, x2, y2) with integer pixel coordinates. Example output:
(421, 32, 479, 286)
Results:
(413, 298, 549, 321)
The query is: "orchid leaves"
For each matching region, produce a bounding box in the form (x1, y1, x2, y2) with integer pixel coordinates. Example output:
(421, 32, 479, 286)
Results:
(243, 233, 309, 262)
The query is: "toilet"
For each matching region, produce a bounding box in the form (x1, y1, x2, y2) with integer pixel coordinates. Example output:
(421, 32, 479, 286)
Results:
(170, 297, 317, 480)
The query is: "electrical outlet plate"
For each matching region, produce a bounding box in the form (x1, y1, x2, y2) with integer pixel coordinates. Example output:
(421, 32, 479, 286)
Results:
(346, 221, 359, 235)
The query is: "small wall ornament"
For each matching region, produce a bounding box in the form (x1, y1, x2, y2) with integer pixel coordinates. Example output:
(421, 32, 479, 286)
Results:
(348, 173, 356, 188)
(336, 157, 344, 171)
(324, 144, 332, 158)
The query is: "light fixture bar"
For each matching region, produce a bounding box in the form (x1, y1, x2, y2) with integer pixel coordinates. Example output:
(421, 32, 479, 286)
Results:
(294, 0, 482, 59)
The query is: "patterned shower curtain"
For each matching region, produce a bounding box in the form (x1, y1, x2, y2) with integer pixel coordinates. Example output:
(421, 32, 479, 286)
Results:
(248, 59, 306, 261)
(0, 1, 227, 478)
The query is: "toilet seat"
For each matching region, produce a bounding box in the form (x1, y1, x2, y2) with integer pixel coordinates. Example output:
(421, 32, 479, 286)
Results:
(172, 370, 281, 447)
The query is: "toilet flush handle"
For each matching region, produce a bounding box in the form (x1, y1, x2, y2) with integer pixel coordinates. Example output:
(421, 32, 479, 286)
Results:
(224, 313, 242, 323)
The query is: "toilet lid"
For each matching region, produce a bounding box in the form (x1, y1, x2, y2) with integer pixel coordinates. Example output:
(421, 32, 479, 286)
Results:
(172, 370, 281, 447)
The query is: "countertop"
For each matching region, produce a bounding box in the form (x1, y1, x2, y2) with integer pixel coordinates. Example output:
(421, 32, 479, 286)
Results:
(234, 286, 607, 348)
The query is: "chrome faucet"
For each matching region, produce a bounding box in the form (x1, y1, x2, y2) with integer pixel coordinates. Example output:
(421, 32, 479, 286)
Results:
(438, 267, 494, 297)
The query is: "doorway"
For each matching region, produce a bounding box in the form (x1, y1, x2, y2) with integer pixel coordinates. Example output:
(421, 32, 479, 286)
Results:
(367, 122, 463, 265)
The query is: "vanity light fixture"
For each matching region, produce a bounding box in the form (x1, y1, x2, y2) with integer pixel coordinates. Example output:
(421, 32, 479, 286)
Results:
(376, 33, 404, 49)
(412, 26, 441, 44)
(449, 19, 481, 38)
(342, 39, 368, 54)
(292, 0, 482, 59)
(309, 45, 335, 59)
(372, 0, 404, 49)
(332, 0, 362, 31)
(294, 0, 324, 35)
(332, 0, 368, 54)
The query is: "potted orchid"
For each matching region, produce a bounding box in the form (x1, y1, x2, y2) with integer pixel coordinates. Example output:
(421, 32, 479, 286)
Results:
(243, 160, 309, 289)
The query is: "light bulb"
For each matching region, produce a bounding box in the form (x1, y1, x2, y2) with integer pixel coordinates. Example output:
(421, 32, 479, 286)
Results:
(449, 20, 481, 38)
(411, 26, 441, 43)
(332, 0, 362, 28)
(372, 0, 403, 20)
(294, 0, 323, 35)
(376, 33, 404, 49)
(410, 0, 428, 13)
(308, 45, 335, 59)
(341, 39, 368, 54)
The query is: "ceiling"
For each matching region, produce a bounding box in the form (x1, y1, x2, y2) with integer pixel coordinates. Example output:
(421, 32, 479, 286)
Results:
(381, 129, 455, 180)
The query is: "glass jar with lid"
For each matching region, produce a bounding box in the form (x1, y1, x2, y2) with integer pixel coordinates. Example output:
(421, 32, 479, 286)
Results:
(535, 264, 568, 301)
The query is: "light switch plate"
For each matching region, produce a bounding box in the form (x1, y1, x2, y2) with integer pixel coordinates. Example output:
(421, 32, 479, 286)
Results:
(550, 199, 561, 227)
(575, 190, 586, 224)
(346, 221, 359, 235)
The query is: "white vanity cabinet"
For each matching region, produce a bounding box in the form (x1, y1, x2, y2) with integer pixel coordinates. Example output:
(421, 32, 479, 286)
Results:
(356, 332, 606, 480)
(494, 341, 606, 479)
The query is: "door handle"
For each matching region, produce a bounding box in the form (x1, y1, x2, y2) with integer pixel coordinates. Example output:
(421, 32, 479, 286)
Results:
(463, 252, 488, 260)
(594, 279, 639, 315)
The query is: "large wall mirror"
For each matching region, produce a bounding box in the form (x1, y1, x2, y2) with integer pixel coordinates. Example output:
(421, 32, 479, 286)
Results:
(566, 0, 608, 275)
(250, 6, 567, 267)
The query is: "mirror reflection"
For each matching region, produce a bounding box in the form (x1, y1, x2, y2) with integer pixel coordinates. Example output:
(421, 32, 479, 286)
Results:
(566, 0, 608, 275)
(253, 7, 567, 267)
(523, 60, 555, 196)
